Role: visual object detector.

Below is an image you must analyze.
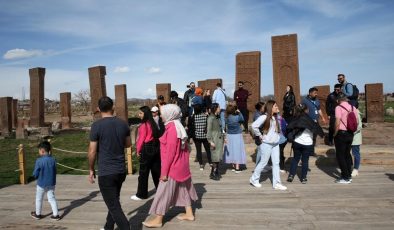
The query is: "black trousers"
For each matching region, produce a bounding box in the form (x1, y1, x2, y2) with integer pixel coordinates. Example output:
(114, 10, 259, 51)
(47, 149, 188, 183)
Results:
(279, 141, 287, 170)
(136, 141, 161, 199)
(334, 131, 354, 180)
(98, 173, 130, 230)
(194, 138, 212, 165)
(239, 107, 249, 132)
(328, 115, 336, 143)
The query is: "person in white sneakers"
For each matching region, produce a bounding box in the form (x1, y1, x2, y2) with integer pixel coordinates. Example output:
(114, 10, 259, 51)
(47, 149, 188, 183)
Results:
(249, 100, 287, 190)
(351, 110, 363, 177)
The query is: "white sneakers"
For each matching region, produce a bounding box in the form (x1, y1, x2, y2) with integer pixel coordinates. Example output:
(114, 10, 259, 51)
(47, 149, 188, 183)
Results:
(273, 183, 287, 190)
(249, 178, 262, 188)
(130, 195, 142, 201)
(352, 169, 359, 177)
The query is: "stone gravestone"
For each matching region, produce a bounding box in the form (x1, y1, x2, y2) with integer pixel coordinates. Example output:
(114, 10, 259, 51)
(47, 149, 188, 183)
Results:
(271, 34, 301, 111)
(315, 85, 330, 123)
(365, 83, 384, 122)
(29, 67, 45, 127)
(198, 78, 222, 96)
(197, 80, 207, 91)
(115, 84, 128, 122)
(60, 92, 72, 129)
(16, 118, 27, 139)
(156, 83, 171, 103)
(236, 51, 261, 121)
(0, 97, 13, 137)
(88, 66, 107, 119)
(11, 99, 18, 129)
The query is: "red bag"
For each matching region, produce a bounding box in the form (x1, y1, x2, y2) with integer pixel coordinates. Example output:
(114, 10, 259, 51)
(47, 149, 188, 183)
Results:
(339, 103, 358, 133)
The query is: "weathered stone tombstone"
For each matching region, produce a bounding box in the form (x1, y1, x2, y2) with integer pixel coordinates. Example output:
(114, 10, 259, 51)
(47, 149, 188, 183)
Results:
(156, 83, 171, 103)
(88, 66, 107, 120)
(60, 92, 72, 129)
(365, 83, 384, 122)
(0, 97, 13, 137)
(11, 99, 18, 129)
(16, 118, 27, 139)
(115, 84, 128, 122)
(29, 67, 45, 127)
(236, 51, 261, 121)
(198, 78, 222, 96)
(315, 85, 330, 123)
(271, 34, 301, 110)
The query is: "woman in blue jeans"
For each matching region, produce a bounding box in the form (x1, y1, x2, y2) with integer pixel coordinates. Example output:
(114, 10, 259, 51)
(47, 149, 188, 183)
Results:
(249, 100, 287, 190)
(286, 103, 324, 184)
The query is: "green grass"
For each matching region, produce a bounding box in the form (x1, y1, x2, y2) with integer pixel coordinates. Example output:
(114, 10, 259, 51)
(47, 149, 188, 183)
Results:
(0, 130, 139, 187)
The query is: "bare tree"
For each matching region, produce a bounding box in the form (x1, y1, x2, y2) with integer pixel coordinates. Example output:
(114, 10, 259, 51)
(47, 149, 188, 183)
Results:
(72, 89, 91, 113)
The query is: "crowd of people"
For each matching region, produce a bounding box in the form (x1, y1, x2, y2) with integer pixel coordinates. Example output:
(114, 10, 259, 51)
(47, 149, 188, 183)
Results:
(30, 75, 363, 229)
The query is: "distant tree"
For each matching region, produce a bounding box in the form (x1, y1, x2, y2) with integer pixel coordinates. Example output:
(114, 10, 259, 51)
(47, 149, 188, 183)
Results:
(73, 89, 90, 113)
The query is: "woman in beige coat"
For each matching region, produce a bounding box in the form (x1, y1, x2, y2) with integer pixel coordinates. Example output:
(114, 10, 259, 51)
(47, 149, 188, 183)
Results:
(351, 111, 362, 177)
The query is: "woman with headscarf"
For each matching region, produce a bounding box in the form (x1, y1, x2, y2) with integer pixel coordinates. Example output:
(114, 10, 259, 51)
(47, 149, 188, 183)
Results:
(142, 104, 198, 228)
(191, 87, 204, 113)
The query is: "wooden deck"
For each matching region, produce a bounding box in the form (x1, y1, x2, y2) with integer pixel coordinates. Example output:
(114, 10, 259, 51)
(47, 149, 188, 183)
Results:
(1, 144, 394, 230)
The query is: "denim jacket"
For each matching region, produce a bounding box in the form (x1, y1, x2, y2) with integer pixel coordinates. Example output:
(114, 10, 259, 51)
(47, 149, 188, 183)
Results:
(226, 113, 244, 134)
(33, 154, 57, 187)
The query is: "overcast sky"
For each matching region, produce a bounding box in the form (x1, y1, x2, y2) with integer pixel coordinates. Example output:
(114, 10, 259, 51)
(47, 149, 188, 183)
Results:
(1, 0, 393, 100)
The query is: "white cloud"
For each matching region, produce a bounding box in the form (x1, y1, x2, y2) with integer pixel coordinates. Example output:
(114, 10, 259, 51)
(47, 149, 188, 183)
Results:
(142, 88, 155, 98)
(280, 0, 380, 18)
(3, 48, 44, 60)
(145, 67, 161, 74)
(114, 66, 130, 73)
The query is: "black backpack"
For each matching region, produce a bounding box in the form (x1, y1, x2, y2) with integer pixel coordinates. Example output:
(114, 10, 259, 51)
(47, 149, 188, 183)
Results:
(346, 83, 359, 100)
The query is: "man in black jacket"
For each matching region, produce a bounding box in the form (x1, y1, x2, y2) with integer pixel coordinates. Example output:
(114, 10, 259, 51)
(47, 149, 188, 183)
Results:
(325, 84, 341, 146)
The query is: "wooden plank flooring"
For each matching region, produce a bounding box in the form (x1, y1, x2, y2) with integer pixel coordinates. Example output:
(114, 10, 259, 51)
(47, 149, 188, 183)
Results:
(1, 144, 394, 230)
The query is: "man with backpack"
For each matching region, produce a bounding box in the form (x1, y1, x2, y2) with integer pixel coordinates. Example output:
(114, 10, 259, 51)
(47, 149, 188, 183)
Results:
(212, 82, 227, 133)
(337, 73, 359, 108)
(334, 93, 359, 184)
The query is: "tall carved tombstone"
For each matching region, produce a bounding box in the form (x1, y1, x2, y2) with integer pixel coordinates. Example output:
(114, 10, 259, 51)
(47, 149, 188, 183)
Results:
(11, 99, 18, 129)
(115, 84, 128, 122)
(236, 51, 261, 121)
(29, 67, 45, 127)
(88, 66, 107, 119)
(315, 85, 330, 123)
(0, 97, 13, 137)
(272, 34, 301, 111)
(60, 92, 72, 129)
(156, 83, 171, 103)
(365, 83, 384, 122)
(198, 80, 207, 91)
(198, 78, 222, 96)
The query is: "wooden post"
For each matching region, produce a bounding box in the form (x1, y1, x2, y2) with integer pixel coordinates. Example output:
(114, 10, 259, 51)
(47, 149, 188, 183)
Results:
(18, 144, 27, 184)
(127, 147, 133, 175)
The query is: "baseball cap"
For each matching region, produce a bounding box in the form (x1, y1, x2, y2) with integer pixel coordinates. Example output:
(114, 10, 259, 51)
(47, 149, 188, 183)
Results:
(151, 106, 159, 112)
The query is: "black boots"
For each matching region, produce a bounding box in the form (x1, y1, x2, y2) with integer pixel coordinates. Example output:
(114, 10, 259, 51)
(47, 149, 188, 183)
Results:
(210, 163, 220, 181)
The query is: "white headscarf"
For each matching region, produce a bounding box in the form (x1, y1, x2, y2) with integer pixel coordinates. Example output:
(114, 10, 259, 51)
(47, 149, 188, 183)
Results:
(160, 104, 188, 147)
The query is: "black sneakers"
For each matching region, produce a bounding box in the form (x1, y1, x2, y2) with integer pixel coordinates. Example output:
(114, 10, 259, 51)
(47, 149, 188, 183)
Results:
(50, 215, 61, 221)
(287, 175, 294, 182)
(30, 211, 43, 220)
(301, 178, 308, 184)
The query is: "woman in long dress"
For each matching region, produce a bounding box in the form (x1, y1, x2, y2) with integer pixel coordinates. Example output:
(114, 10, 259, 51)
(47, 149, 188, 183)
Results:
(142, 104, 198, 228)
